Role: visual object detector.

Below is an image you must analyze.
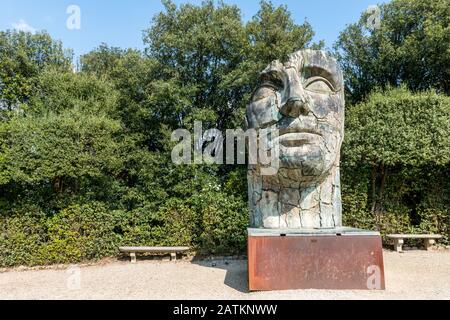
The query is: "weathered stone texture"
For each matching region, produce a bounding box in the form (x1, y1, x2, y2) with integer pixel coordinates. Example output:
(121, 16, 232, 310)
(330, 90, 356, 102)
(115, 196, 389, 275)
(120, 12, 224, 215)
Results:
(247, 49, 345, 229)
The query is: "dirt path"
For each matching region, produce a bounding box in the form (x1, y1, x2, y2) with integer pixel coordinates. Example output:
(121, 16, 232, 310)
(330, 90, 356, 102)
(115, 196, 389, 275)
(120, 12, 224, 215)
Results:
(1, 250, 449, 300)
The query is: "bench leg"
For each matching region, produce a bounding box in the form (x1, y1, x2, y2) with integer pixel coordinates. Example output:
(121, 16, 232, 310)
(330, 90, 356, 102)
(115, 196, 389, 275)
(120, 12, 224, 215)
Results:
(424, 239, 436, 251)
(170, 253, 177, 261)
(130, 252, 137, 264)
(394, 239, 404, 253)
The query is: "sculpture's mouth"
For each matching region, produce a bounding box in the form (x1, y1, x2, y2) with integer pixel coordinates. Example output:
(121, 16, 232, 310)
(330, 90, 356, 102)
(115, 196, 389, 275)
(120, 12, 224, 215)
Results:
(278, 132, 321, 148)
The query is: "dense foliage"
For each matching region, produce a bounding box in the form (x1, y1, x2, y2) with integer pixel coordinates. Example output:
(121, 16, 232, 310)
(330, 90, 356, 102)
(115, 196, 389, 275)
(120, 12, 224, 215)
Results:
(0, 0, 449, 267)
(334, 0, 449, 103)
(342, 88, 449, 240)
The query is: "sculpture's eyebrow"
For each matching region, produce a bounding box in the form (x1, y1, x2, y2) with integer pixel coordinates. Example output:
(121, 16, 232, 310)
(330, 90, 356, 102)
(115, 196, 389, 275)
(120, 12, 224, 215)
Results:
(302, 65, 341, 91)
(260, 68, 284, 88)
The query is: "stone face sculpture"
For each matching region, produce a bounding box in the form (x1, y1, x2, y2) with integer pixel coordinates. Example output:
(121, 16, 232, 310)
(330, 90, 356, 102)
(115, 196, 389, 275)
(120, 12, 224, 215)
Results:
(246, 49, 345, 229)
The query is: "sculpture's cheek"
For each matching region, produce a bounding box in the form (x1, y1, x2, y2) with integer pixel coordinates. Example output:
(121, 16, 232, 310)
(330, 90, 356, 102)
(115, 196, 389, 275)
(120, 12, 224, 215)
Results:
(308, 92, 343, 119)
(318, 121, 342, 151)
(246, 94, 281, 129)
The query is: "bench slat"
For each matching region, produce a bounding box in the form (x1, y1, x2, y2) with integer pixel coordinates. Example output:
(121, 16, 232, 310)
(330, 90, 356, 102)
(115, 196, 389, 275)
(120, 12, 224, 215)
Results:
(119, 246, 190, 253)
(387, 234, 442, 239)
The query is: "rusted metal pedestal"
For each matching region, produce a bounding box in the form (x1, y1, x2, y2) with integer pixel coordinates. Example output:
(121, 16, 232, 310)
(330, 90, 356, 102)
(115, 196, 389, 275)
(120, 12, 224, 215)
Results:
(248, 228, 385, 291)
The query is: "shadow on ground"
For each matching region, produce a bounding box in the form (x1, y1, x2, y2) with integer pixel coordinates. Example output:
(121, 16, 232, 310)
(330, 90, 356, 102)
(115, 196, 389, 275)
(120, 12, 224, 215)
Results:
(192, 257, 250, 293)
(117, 252, 250, 293)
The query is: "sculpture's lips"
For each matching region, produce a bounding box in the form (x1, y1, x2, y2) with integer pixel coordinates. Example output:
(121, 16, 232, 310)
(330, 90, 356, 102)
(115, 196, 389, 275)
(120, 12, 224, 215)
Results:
(279, 127, 320, 136)
(277, 132, 320, 147)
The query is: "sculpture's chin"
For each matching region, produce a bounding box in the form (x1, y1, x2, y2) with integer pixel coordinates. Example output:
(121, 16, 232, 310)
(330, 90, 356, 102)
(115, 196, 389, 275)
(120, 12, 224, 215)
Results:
(279, 144, 337, 181)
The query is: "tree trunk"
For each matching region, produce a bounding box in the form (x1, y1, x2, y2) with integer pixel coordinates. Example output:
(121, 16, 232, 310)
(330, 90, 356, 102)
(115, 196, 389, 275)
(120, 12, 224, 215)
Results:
(379, 164, 387, 213)
(370, 164, 378, 215)
(370, 163, 388, 228)
(52, 176, 63, 194)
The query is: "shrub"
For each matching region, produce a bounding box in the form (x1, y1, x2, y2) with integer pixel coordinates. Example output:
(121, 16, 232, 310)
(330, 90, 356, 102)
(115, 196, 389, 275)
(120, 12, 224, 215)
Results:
(39, 202, 122, 264)
(0, 204, 47, 267)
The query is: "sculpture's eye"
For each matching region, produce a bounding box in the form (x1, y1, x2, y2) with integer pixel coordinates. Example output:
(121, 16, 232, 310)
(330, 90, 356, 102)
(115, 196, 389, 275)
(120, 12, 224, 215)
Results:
(304, 76, 335, 94)
(252, 85, 276, 102)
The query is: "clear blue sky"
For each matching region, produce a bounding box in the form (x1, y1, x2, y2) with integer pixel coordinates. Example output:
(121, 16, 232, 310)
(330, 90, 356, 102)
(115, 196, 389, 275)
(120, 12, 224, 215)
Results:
(0, 0, 390, 59)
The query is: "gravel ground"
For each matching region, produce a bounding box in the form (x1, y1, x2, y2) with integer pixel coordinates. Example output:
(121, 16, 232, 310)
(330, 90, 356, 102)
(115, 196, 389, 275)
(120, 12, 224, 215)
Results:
(1, 250, 449, 300)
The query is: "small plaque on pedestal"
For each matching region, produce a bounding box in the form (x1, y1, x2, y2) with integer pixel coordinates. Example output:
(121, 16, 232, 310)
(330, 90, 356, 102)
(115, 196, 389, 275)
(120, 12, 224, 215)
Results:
(248, 228, 385, 291)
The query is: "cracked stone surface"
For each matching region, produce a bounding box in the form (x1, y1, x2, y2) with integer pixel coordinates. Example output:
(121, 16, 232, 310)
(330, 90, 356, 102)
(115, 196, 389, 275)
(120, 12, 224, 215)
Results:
(246, 49, 345, 229)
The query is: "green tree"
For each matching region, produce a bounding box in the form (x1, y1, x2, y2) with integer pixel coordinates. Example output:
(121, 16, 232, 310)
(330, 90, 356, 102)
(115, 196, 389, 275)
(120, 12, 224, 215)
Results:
(246, 1, 323, 69)
(143, 0, 321, 132)
(335, 0, 449, 102)
(143, 0, 249, 131)
(79, 43, 129, 77)
(2, 109, 125, 192)
(0, 64, 128, 206)
(81, 45, 163, 146)
(344, 87, 450, 215)
(0, 31, 72, 114)
(29, 67, 118, 115)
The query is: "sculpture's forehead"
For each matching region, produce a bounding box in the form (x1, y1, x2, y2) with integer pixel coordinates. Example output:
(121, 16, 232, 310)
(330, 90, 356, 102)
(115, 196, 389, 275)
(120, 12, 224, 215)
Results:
(262, 49, 344, 91)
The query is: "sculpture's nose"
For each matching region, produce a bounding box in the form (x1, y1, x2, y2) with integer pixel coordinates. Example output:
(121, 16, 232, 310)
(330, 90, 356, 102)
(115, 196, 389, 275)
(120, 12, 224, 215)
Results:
(280, 67, 310, 118)
(282, 98, 310, 118)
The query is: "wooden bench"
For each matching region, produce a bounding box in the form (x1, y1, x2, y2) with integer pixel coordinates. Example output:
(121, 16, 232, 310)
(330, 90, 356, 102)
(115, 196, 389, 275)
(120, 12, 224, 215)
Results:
(119, 246, 190, 263)
(387, 234, 442, 252)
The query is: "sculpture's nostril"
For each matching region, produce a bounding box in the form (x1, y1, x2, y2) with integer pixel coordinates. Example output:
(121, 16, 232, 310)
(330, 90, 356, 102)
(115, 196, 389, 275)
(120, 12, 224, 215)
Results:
(282, 98, 309, 117)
